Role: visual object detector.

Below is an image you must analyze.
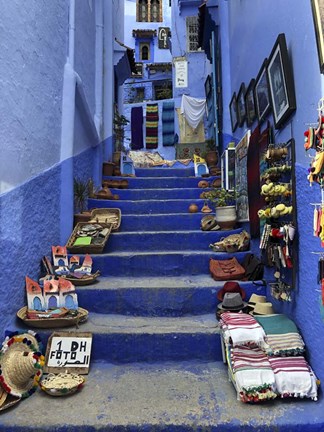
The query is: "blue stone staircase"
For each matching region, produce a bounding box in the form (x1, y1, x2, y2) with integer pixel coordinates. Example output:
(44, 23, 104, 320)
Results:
(2, 165, 324, 431)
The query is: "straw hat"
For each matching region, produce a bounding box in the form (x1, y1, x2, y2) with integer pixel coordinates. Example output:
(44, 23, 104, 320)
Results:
(0, 332, 45, 398)
(247, 294, 267, 311)
(253, 302, 275, 315)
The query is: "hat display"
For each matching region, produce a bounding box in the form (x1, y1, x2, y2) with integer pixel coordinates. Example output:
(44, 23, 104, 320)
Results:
(247, 294, 267, 311)
(253, 302, 275, 315)
(217, 281, 246, 301)
(0, 332, 45, 398)
(217, 292, 248, 311)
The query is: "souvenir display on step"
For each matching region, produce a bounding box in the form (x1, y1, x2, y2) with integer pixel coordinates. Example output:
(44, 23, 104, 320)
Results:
(16, 275, 88, 328)
(258, 139, 297, 302)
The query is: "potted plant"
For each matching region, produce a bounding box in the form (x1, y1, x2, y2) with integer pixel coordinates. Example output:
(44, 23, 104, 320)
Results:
(201, 187, 237, 230)
(73, 177, 94, 225)
(204, 138, 219, 168)
(113, 109, 129, 167)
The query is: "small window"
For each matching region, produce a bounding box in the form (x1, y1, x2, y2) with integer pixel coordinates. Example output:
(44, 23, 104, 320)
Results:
(137, 0, 162, 22)
(132, 63, 144, 77)
(140, 43, 150, 61)
(186, 16, 199, 52)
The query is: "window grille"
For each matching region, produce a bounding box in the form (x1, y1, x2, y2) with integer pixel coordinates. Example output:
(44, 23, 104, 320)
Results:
(137, 0, 162, 22)
(186, 16, 199, 52)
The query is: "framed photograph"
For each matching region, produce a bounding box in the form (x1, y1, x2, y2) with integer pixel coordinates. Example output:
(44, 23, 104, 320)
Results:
(267, 33, 296, 129)
(311, 0, 324, 73)
(254, 59, 271, 123)
(237, 82, 246, 127)
(204, 75, 212, 98)
(229, 92, 238, 132)
(244, 79, 256, 126)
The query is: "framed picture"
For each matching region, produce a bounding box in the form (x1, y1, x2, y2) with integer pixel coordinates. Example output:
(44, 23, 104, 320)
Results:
(254, 59, 271, 123)
(311, 0, 324, 73)
(204, 75, 212, 98)
(229, 92, 238, 132)
(244, 79, 256, 126)
(237, 82, 246, 127)
(267, 33, 296, 129)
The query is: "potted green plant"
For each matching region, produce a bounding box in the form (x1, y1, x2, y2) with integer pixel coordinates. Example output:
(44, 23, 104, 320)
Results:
(73, 177, 94, 225)
(201, 187, 237, 230)
(113, 110, 129, 167)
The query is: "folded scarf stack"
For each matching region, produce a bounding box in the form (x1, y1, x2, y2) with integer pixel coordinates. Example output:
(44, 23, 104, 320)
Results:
(220, 312, 266, 348)
(255, 314, 305, 356)
(230, 346, 277, 403)
(221, 312, 318, 402)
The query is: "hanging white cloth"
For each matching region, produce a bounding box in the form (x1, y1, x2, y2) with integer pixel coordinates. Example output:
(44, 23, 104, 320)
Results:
(180, 95, 206, 130)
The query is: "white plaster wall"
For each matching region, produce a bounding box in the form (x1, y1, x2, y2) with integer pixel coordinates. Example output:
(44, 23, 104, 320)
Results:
(0, 0, 69, 194)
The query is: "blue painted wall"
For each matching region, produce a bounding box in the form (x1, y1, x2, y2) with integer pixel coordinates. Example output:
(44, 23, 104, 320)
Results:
(220, 1, 324, 385)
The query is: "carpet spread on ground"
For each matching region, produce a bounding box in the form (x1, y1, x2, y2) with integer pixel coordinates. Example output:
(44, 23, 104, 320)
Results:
(128, 151, 191, 167)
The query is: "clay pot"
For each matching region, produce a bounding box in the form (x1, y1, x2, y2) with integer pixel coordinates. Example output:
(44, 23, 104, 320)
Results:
(102, 162, 115, 177)
(188, 204, 199, 213)
(120, 179, 129, 189)
(73, 211, 92, 227)
(95, 187, 114, 200)
(198, 180, 209, 188)
(205, 151, 219, 167)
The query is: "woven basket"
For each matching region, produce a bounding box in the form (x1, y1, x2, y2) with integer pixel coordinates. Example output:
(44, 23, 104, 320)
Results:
(17, 307, 88, 329)
(89, 208, 121, 231)
(66, 222, 112, 253)
(40, 373, 85, 397)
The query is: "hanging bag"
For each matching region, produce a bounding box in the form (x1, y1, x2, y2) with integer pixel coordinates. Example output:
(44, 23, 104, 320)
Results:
(209, 257, 245, 281)
(242, 253, 264, 281)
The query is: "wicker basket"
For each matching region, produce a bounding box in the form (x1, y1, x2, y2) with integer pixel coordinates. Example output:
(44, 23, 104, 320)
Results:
(17, 307, 88, 329)
(40, 373, 85, 396)
(89, 208, 121, 231)
(66, 222, 112, 253)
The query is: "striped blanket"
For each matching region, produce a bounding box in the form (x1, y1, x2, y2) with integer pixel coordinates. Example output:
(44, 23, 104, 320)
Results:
(269, 356, 318, 400)
(230, 346, 277, 402)
(255, 314, 305, 356)
(146, 103, 159, 149)
(220, 312, 266, 348)
(162, 101, 175, 146)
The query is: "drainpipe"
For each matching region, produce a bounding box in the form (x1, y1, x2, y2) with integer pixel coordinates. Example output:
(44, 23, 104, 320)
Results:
(103, 1, 114, 162)
(93, 0, 104, 187)
(60, 0, 76, 244)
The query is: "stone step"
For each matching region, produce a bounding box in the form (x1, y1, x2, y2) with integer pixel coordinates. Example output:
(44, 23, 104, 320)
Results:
(12, 313, 221, 363)
(119, 212, 214, 231)
(1, 360, 322, 431)
(109, 187, 210, 200)
(135, 167, 195, 177)
(106, 228, 242, 252)
(77, 275, 266, 316)
(102, 175, 218, 189)
(91, 250, 248, 277)
(88, 198, 211, 214)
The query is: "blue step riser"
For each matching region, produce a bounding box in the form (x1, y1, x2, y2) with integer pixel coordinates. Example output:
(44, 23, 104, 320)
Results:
(78, 284, 266, 316)
(89, 198, 207, 214)
(109, 188, 210, 200)
(120, 214, 212, 231)
(135, 168, 195, 177)
(106, 230, 242, 252)
(92, 252, 247, 277)
(91, 333, 222, 363)
(103, 176, 218, 189)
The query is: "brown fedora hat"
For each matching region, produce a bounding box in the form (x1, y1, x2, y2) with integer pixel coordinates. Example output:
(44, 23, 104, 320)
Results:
(217, 281, 246, 301)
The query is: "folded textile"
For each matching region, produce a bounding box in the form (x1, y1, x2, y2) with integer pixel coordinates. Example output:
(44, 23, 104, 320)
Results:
(255, 314, 305, 356)
(220, 312, 266, 347)
(268, 356, 318, 400)
(230, 346, 277, 402)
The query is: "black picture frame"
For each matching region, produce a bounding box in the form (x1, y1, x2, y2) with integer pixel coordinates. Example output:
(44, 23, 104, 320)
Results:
(254, 58, 271, 124)
(237, 82, 246, 127)
(229, 92, 238, 132)
(311, 0, 324, 73)
(204, 75, 212, 98)
(244, 78, 256, 126)
(267, 33, 296, 129)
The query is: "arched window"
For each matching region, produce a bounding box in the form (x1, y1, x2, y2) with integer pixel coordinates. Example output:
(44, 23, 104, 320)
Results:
(140, 44, 150, 61)
(150, 0, 160, 22)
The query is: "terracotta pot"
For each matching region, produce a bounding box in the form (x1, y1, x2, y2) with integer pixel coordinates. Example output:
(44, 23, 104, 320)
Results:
(102, 162, 115, 177)
(113, 151, 121, 165)
(73, 211, 91, 227)
(188, 204, 199, 213)
(215, 205, 237, 230)
(120, 180, 129, 189)
(95, 187, 114, 200)
(205, 151, 219, 167)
